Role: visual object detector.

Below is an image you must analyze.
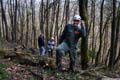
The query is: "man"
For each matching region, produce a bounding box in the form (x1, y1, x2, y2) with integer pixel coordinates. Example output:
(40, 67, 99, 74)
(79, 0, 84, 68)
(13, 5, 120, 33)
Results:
(48, 37, 55, 57)
(56, 15, 86, 71)
(38, 34, 45, 57)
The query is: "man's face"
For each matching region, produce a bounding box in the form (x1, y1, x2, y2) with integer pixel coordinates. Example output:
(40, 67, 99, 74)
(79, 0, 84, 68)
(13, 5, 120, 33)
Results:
(73, 20, 80, 27)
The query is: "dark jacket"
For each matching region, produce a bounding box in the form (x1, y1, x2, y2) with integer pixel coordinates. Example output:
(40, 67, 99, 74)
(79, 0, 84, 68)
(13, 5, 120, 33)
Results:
(38, 36, 45, 48)
(59, 24, 86, 48)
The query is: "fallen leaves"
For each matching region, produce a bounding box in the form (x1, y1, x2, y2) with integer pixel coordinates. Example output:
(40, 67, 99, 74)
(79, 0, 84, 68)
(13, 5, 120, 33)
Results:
(0, 48, 120, 80)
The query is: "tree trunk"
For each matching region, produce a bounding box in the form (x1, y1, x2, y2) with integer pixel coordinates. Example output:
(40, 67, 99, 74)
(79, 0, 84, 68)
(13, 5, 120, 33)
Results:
(95, 0, 104, 66)
(65, 0, 70, 24)
(78, 0, 89, 70)
(25, 0, 29, 46)
(0, 0, 9, 41)
(31, 0, 36, 47)
(13, 0, 18, 42)
(39, 0, 44, 34)
(108, 0, 117, 69)
(114, 3, 120, 65)
(55, 0, 60, 44)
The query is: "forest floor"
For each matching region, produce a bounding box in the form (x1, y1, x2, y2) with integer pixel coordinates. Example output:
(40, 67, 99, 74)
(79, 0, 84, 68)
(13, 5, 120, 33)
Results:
(0, 41, 120, 80)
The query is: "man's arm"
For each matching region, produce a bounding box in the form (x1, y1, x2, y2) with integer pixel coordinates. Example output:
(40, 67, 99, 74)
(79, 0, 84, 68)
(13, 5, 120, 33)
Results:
(59, 25, 67, 44)
(81, 22, 86, 38)
(81, 26, 86, 37)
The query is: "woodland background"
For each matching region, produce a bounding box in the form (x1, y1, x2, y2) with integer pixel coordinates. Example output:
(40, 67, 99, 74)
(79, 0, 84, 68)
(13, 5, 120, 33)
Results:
(0, 0, 120, 80)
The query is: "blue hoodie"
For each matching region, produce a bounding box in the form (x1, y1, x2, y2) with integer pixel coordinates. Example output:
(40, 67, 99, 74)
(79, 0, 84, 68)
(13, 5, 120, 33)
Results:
(59, 24, 86, 48)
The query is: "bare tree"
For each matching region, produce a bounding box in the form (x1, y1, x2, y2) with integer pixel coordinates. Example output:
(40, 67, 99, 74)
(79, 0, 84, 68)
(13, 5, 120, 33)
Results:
(0, 0, 9, 41)
(108, 0, 117, 69)
(78, 0, 89, 70)
(95, 0, 105, 66)
(31, 0, 36, 47)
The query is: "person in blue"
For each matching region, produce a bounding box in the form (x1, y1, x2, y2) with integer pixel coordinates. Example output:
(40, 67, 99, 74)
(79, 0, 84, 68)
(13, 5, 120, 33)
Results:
(48, 37, 55, 57)
(38, 34, 45, 57)
(56, 15, 86, 71)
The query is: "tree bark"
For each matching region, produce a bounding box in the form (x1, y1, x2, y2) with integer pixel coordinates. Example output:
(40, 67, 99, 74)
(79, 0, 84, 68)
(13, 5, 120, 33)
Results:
(0, 0, 9, 41)
(108, 0, 117, 69)
(95, 0, 104, 66)
(78, 0, 89, 70)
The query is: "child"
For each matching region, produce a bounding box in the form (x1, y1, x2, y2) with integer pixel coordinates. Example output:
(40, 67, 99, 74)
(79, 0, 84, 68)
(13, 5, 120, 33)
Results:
(48, 37, 55, 57)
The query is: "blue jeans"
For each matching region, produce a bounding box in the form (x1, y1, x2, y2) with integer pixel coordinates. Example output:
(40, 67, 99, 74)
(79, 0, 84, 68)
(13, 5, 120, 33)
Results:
(56, 42, 77, 69)
(40, 46, 45, 57)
